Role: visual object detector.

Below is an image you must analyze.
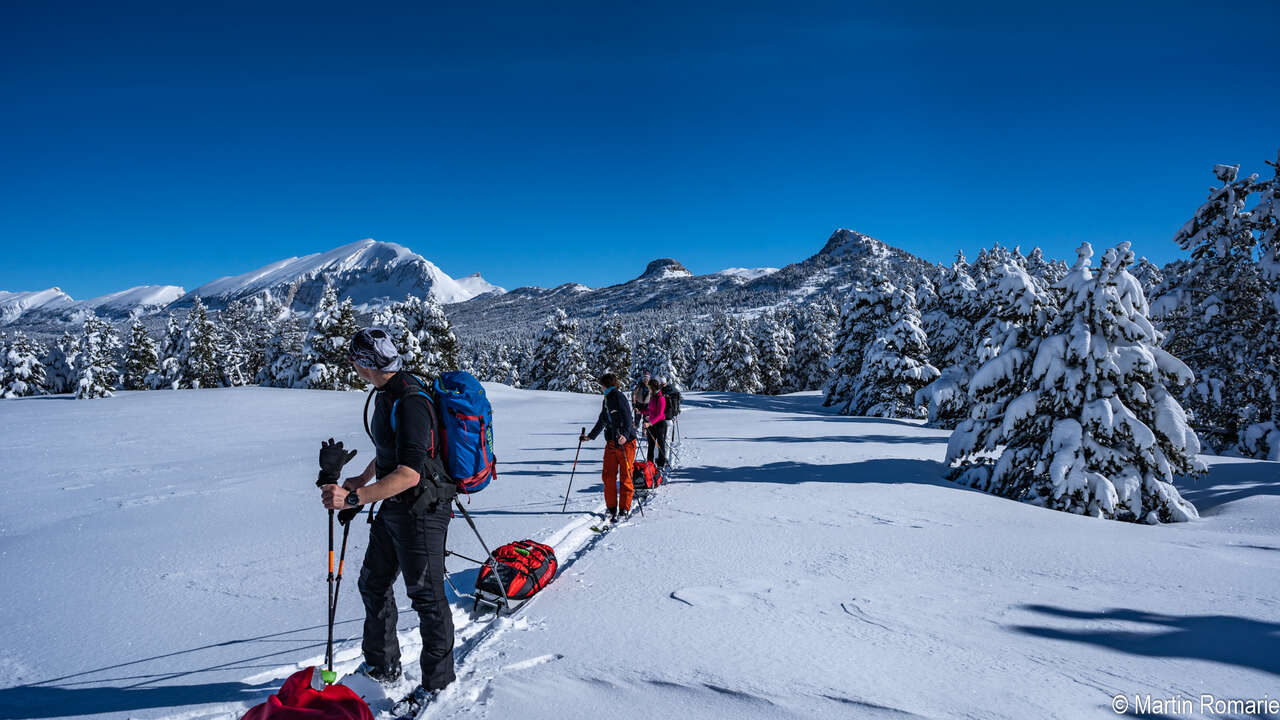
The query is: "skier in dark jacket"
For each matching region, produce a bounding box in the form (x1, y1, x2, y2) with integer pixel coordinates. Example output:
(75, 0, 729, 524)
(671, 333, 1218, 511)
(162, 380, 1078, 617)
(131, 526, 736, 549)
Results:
(581, 372, 637, 521)
(319, 328, 456, 713)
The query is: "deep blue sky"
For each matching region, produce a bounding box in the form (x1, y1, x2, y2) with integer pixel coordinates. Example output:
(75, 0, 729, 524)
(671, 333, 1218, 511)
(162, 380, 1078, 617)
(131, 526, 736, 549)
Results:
(2, 1, 1277, 299)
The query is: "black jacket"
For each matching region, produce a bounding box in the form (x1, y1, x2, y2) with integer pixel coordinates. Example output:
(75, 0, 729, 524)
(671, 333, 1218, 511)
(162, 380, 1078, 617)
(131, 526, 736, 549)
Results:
(588, 387, 636, 445)
(370, 372, 455, 505)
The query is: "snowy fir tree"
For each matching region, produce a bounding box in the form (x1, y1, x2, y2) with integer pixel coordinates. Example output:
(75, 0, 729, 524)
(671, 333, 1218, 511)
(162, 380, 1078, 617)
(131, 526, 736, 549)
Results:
(217, 298, 271, 386)
(2, 332, 48, 398)
(850, 287, 939, 417)
(690, 331, 717, 391)
(1237, 151, 1280, 459)
(75, 314, 121, 399)
(178, 298, 223, 389)
(122, 319, 158, 391)
(753, 310, 794, 395)
(371, 301, 427, 375)
(527, 308, 593, 393)
(300, 286, 362, 391)
(1024, 247, 1068, 288)
(660, 322, 694, 386)
(631, 330, 680, 387)
(147, 313, 184, 390)
(950, 243, 1202, 523)
(824, 281, 893, 412)
(917, 254, 986, 426)
(790, 296, 838, 392)
(492, 343, 521, 388)
(705, 314, 763, 394)
(1130, 257, 1165, 299)
(1151, 162, 1272, 452)
(43, 331, 79, 394)
(947, 262, 1060, 492)
(586, 315, 630, 385)
(258, 313, 306, 388)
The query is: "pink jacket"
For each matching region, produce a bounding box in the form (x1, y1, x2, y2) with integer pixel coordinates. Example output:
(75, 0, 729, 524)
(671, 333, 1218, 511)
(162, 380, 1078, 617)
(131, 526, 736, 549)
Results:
(644, 393, 666, 425)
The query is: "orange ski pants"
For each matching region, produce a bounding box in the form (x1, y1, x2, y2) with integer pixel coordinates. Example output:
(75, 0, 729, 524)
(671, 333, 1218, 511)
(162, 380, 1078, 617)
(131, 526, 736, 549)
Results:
(602, 439, 637, 512)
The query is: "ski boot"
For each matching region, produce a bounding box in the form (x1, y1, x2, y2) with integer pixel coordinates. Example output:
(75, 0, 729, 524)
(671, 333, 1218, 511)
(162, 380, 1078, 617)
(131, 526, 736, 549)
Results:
(393, 686, 439, 718)
(351, 660, 401, 686)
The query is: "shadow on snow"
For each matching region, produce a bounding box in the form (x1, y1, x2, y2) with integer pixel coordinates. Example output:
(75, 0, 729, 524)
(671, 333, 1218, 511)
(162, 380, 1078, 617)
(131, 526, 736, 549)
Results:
(1011, 604, 1280, 678)
(1174, 459, 1280, 515)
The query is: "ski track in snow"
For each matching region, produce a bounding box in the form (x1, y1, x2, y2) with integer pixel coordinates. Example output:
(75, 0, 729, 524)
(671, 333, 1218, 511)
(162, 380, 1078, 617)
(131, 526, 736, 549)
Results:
(2, 388, 1279, 720)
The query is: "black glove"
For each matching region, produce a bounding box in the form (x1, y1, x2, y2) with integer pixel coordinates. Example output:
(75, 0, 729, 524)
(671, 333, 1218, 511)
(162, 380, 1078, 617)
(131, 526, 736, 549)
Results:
(337, 506, 363, 525)
(317, 438, 358, 487)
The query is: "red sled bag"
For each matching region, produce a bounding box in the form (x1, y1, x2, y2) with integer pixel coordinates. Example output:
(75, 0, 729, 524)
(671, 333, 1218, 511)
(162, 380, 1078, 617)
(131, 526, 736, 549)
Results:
(476, 540, 557, 600)
(240, 666, 373, 720)
(633, 460, 660, 490)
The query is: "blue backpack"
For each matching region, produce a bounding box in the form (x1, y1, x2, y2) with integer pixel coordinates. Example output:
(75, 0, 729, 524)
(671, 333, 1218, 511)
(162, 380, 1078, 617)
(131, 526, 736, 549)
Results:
(394, 371, 497, 494)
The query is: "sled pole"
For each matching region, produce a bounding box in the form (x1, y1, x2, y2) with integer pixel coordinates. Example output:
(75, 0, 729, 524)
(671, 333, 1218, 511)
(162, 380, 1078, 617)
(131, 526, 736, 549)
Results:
(562, 428, 585, 513)
(454, 498, 513, 613)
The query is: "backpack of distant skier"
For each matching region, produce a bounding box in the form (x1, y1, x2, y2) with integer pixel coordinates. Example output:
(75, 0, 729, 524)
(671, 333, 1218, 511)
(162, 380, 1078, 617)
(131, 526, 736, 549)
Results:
(661, 385, 682, 419)
(633, 460, 659, 490)
(393, 371, 497, 495)
(476, 539, 557, 601)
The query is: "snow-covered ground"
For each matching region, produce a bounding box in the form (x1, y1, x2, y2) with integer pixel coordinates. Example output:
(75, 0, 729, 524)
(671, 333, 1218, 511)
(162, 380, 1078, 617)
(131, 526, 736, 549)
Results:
(1, 388, 1277, 720)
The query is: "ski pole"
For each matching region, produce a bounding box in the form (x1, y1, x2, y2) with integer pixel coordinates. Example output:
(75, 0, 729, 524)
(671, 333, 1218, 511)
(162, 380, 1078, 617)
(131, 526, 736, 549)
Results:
(325, 515, 352, 685)
(324, 508, 335, 680)
(561, 428, 585, 513)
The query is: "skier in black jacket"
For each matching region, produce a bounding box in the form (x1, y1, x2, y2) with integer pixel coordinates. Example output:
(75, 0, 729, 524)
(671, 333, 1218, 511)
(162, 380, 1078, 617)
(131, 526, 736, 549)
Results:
(580, 372, 638, 521)
(319, 328, 456, 712)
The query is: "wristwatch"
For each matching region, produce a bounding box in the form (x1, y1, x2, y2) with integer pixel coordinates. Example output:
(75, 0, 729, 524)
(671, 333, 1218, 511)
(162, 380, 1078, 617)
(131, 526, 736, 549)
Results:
(344, 489, 361, 507)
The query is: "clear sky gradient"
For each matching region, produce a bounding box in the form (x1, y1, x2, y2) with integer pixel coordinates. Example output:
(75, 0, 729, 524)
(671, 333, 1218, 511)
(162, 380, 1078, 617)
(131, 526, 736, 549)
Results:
(3, 1, 1277, 299)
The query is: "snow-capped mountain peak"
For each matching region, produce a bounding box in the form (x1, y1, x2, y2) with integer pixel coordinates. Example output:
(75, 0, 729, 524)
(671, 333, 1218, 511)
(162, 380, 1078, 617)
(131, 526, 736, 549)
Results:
(179, 238, 481, 311)
(818, 228, 889, 259)
(637, 258, 693, 281)
(456, 273, 506, 298)
(0, 288, 75, 325)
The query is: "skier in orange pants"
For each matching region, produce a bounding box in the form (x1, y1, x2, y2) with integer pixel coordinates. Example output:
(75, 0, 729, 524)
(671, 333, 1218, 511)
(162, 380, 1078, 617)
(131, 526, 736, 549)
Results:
(580, 372, 638, 522)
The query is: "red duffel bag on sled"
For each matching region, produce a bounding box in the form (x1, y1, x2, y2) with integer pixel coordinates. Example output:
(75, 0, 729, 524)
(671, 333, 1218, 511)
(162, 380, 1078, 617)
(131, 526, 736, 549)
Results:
(633, 460, 661, 490)
(475, 539, 557, 612)
(240, 666, 373, 720)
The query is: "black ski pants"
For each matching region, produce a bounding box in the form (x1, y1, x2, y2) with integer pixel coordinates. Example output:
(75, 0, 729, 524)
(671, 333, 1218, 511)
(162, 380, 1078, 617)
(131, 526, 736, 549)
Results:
(357, 499, 455, 691)
(646, 420, 669, 468)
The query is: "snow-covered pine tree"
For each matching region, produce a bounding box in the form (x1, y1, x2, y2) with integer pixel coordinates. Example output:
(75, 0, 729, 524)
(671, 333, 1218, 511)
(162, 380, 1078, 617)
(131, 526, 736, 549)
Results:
(122, 319, 158, 391)
(146, 313, 183, 390)
(178, 297, 222, 389)
(946, 261, 1058, 492)
(1239, 151, 1280, 459)
(75, 314, 122, 399)
(493, 343, 521, 387)
(2, 332, 48, 398)
(44, 331, 80, 394)
(258, 312, 306, 388)
(420, 296, 460, 373)
(217, 298, 272, 386)
(705, 314, 763, 393)
(790, 296, 838, 392)
(916, 254, 986, 426)
(660, 322, 694, 386)
(824, 281, 893, 412)
(300, 286, 363, 391)
(850, 287, 939, 417)
(954, 243, 1202, 523)
(1130, 257, 1164, 299)
(371, 300, 426, 376)
(527, 308, 593, 392)
(690, 330, 716, 391)
(586, 315, 630, 385)
(1024, 247, 1068, 287)
(753, 310, 794, 395)
(1152, 162, 1270, 452)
